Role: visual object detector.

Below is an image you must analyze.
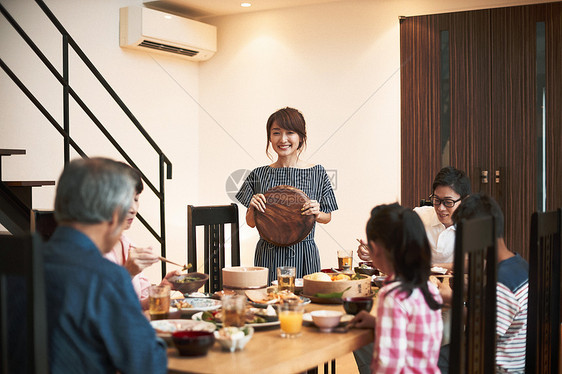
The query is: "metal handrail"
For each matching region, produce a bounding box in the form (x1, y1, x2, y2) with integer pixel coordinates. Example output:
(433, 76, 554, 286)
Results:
(0, 0, 172, 275)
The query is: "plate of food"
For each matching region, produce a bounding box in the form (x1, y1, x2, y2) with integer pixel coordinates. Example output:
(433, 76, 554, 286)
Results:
(245, 288, 310, 308)
(171, 298, 222, 312)
(150, 319, 216, 340)
(192, 306, 280, 330)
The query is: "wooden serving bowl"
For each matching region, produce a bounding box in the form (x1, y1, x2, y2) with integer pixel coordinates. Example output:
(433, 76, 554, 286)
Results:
(302, 273, 372, 299)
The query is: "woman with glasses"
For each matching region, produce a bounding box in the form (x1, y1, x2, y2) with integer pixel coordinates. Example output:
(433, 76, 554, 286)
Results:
(359, 166, 471, 269)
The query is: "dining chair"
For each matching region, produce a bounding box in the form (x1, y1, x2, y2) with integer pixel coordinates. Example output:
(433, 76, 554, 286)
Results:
(526, 208, 561, 374)
(30, 209, 57, 241)
(187, 204, 240, 293)
(0, 234, 48, 374)
(449, 215, 497, 374)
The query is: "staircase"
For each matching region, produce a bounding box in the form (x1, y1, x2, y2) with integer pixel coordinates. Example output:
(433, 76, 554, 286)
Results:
(0, 1, 172, 275)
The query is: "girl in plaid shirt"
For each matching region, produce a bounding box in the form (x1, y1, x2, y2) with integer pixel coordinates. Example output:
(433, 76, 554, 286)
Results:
(351, 203, 443, 373)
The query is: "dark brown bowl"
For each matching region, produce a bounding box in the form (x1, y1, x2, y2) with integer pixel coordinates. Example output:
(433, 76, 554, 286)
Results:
(168, 273, 209, 294)
(342, 296, 374, 316)
(172, 330, 215, 357)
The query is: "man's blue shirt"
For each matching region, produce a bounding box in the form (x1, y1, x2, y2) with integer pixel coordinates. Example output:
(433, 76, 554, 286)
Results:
(44, 226, 167, 373)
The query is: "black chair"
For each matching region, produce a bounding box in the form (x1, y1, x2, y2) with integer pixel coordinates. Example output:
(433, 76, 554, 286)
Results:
(0, 234, 48, 374)
(187, 204, 240, 293)
(449, 215, 497, 374)
(30, 210, 57, 241)
(526, 209, 561, 374)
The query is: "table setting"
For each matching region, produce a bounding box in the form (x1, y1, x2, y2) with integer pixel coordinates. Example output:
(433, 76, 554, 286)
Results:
(146, 257, 379, 373)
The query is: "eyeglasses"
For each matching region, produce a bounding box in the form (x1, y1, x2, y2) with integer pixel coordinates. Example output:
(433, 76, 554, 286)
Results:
(429, 195, 462, 208)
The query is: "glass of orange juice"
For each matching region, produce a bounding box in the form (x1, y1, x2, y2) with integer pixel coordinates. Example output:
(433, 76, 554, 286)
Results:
(277, 302, 304, 338)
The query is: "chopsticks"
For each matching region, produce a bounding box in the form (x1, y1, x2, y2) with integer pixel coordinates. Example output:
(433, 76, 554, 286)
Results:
(158, 256, 192, 271)
(356, 238, 369, 250)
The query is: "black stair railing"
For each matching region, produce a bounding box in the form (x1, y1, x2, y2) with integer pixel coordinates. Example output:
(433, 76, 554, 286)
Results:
(0, 0, 172, 275)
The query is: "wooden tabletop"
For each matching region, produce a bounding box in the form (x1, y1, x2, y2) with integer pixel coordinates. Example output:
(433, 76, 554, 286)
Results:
(167, 302, 375, 374)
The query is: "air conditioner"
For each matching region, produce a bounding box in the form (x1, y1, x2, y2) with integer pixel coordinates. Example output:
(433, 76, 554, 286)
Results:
(119, 6, 217, 61)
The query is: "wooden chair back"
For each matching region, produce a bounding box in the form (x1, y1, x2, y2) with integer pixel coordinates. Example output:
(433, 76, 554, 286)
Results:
(449, 215, 497, 374)
(0, 234, 48, 374)
(187, 204, 240, 293)
(526, 209, 561, 374)
(30, 210, 57, 241)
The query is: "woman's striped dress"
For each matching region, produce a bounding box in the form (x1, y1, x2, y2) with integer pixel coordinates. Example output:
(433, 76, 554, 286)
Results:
(236, 165, 338, 283)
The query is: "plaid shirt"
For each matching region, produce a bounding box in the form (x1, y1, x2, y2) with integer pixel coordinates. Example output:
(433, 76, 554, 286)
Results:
(371, 280, 443, 373)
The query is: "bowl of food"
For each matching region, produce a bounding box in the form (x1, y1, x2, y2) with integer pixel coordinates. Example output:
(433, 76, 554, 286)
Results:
(172, 330, 215, 357)
(354, 262, 379, 277)
(342, 296, 374, 316)
(303, 272, 372, 302)
(373, 275, 387, 288)
(214, 326, 254, 352)
(310, 310, 343, 332)
(168, 272, 209, 294)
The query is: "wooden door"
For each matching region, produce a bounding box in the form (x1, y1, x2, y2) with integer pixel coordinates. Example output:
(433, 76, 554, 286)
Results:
(400, 3, 562, 260)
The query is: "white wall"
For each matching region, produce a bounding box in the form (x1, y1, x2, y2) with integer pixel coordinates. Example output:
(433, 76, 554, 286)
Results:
(0, 0, 550, 283)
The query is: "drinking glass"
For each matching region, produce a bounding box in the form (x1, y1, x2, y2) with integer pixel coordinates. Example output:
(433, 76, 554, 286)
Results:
(276, 266, 296, 293)
(149, 284, 171, 320)
(337, 250, 353, 270)
(221, 294, 246, 327)
(277, 302, 304, 338)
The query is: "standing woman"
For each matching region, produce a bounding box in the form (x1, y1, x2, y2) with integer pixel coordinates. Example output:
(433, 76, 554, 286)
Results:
(236, 107, 338, 282)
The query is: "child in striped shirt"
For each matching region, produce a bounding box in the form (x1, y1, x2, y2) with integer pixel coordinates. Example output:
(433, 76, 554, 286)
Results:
(351, 203, 443, 373)
(452, 193, 528, 373)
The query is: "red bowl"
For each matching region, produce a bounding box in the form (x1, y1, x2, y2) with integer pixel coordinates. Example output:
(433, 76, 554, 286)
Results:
(172, 330, 215, 357)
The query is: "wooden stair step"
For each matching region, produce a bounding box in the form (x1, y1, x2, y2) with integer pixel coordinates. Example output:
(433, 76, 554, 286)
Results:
(0, 149, 26, 156)
(4, 181, 55, 187)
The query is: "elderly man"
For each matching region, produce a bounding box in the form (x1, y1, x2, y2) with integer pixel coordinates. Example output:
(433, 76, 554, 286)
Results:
(44, 157, 167, 373)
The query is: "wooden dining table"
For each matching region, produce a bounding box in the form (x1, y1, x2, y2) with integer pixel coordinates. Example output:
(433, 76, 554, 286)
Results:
(166, 301, 375, 374)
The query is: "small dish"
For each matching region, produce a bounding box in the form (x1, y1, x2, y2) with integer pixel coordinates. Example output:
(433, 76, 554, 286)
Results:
(302, 313, 353, 325)
(172, 330, 215, 357)
(214, 326, 254, 352)
(310, 310, 343, 332)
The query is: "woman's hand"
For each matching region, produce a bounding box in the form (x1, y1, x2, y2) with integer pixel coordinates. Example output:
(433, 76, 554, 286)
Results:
(249, 194, 267, 213)
(124, 246, 158, 277)
(246, 194, 267, 228)
(160, 270, 181, 289)
(301, 200, 321, 216)
(348, 310, 376, 329)
(357, 239, 371, 261)
(302, 200, 333, 223)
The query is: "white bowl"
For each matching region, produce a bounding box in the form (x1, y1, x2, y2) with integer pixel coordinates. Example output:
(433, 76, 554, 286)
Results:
(214, 326, 254, 352)
(310, 310, 343, 332)
(222, 266, 269, 289)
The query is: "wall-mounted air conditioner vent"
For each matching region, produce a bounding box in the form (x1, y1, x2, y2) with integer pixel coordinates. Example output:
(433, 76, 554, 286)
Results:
(119, 6, 217, 61)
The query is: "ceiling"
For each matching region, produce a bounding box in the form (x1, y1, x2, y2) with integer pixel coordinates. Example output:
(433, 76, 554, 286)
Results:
(144, 0, 344, 19)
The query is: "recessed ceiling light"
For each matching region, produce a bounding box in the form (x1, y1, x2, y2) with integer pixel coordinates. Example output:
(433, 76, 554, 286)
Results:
(164, 15, 172, 19)
(241, 2, 252, 7)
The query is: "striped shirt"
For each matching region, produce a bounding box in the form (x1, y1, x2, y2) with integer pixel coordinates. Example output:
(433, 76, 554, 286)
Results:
(236, 165, 338, 282)
(372, 280, 443, 373)
(496, 254, 528, 373)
